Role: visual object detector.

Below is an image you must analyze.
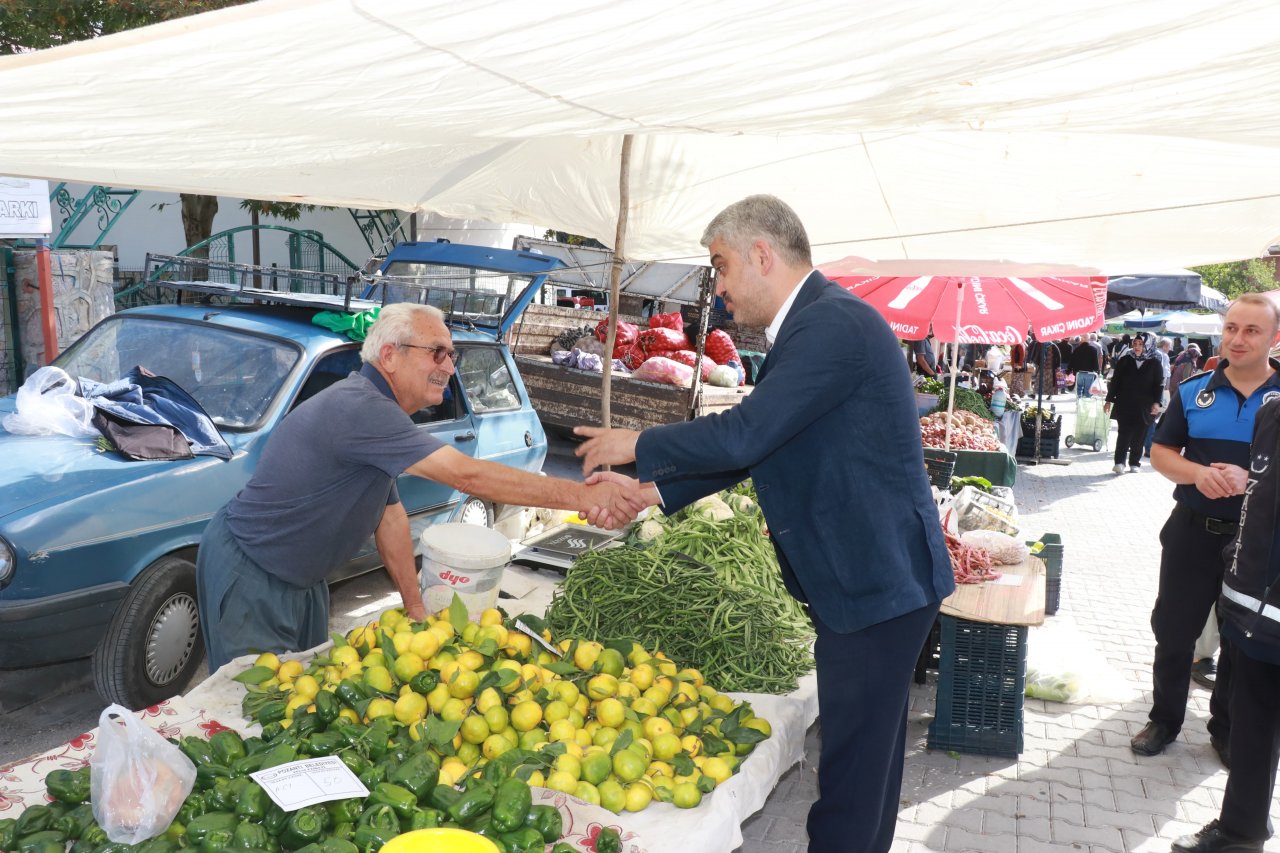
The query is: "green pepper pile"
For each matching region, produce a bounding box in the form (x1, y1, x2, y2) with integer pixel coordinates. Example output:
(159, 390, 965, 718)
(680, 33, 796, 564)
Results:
(2, 728, 578, 853)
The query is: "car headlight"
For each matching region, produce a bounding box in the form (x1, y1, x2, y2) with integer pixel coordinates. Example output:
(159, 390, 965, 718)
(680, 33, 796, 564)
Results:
(0, 537, 14, 589)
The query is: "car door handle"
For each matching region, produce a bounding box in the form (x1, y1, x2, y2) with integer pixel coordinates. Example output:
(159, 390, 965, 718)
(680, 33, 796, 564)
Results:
(454, 432, 476, 443)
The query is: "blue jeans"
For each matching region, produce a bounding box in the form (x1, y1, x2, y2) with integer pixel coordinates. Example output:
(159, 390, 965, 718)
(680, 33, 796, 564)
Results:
(1075, 371, 1097, 398)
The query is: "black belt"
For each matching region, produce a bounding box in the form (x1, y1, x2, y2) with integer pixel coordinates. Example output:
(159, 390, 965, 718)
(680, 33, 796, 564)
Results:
(1183, 506, 1238, 536)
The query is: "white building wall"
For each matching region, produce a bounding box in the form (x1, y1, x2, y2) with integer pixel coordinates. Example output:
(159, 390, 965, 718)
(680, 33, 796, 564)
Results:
(53, 182, 540, 271)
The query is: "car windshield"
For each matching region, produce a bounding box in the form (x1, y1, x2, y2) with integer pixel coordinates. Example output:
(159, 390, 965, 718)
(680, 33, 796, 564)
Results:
(56, 315, 300, 428)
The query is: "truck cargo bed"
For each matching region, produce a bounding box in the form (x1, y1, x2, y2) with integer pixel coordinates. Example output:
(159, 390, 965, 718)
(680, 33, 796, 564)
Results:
(515, 354, 750, 432)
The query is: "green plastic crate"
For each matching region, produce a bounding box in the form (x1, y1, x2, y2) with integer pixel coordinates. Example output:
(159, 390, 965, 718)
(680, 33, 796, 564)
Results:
(927, 616, 1027, 758)
(1027, 534, 1063, 615)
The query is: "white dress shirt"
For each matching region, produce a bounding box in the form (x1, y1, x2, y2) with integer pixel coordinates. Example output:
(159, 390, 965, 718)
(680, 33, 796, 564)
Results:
(765, 270, 816, 350)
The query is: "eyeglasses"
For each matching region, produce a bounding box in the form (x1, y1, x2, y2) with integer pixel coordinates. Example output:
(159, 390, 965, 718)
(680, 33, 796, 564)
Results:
(399, 343, 457, 364)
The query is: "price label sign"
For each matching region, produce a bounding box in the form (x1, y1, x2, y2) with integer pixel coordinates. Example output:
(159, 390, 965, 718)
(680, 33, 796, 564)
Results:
(251, 756, 368, 811)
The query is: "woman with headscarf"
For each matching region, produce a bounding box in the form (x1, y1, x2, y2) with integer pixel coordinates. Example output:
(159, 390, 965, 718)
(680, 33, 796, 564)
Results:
(1105, 332, 1166, 474)
(1169, 343, 1203, 391)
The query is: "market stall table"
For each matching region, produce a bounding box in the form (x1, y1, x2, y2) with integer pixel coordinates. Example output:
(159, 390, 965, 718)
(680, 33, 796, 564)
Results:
(0, 550, 819, 853)
(927, 555, 1046, 758)
(185, 654, 816, 853)
(950, 446, 1018, 487)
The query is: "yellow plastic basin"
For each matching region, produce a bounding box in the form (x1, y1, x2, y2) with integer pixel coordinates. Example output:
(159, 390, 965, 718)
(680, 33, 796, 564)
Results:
(380, 828, 500, 853)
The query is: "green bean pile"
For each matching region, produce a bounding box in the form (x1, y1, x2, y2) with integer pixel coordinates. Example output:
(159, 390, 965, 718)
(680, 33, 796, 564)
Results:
(546, 514, 814, 694)
(657, 512, 812, 638)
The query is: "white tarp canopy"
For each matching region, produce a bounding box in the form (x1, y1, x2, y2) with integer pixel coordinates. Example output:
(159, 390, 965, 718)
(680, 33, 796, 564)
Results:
(4, 0, 1280, 268)
(1163, 311, 1224, 336)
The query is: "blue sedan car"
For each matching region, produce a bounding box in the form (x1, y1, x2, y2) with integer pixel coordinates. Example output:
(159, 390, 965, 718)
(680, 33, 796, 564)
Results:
(0, 242, 558, 708)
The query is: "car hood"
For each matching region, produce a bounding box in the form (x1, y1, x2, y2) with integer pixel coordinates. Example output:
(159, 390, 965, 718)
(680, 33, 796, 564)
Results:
(0, 415, 247, 521)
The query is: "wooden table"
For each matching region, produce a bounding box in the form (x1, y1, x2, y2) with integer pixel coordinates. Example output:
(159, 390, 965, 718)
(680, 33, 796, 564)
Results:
(928, 555, 1046, 758)
(941, 554, 1045, 626)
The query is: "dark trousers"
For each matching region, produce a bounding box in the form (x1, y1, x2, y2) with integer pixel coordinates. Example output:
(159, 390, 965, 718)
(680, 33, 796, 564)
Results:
(807, 602, 940, 853)
(196, 507, 329, 673)
(1220, 645, 1280, 840)
(1114, 418, 1147, 467)
(1149, 504, 1233, 739)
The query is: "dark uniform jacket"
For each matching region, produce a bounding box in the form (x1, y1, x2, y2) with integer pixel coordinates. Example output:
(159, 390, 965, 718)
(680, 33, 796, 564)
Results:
(1222, 396, 1280, 663)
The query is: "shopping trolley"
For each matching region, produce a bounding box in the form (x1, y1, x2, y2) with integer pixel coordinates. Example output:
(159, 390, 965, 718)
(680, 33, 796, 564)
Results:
(1064, 396, 1109, 452)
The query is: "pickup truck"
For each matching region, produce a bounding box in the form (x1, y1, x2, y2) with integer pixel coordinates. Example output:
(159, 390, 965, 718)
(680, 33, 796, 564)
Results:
(0, 240, 555, 709)
(504, 237, 754, 433)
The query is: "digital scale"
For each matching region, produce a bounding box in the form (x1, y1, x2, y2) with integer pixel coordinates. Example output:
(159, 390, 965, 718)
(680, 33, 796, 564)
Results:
(511, 523, 624, 572)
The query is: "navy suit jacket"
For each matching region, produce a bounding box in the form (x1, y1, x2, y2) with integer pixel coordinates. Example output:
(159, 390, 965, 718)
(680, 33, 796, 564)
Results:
(635, 271, 954, 634)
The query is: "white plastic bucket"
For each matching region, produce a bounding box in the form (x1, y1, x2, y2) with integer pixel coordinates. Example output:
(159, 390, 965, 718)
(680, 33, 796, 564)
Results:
(419, 523, 511, 621)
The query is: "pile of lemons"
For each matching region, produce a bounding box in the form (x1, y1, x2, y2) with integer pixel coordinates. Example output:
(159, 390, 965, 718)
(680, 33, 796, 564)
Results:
(250, 606, 772, 813)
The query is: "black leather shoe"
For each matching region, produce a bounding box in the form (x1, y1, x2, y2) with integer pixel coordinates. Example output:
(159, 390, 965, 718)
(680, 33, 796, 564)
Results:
(1172, 820, 1263, 853)
(1210, 735, 1231, 769)
(1192, 658, 1217, 688)
(1131, 721, 1178, 756)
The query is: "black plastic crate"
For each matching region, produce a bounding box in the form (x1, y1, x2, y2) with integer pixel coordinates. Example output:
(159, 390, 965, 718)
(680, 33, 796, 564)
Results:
(1045, 576, 1062, 616)
(927, 616, 1028, 758)
(1028, 534, 1064, 615)
(1020, 413, 1061, 435)
(923, 448, 957, 489)
(1016, 433, 1060, 459)
(914, 617, 943, 684)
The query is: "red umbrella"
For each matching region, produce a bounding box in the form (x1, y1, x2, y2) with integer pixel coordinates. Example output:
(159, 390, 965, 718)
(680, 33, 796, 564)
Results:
(818, 257, 1108, 452)
(819, 257, 1108, 344)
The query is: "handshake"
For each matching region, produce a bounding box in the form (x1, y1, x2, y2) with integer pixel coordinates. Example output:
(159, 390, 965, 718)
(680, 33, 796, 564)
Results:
(573, 425, 660, 529)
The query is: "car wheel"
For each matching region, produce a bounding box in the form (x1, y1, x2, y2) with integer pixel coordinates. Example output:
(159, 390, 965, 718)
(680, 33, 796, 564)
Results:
(93, 555, 204, 708)
(457, 496, 494, 527)
(1064, 436, 1075, 448)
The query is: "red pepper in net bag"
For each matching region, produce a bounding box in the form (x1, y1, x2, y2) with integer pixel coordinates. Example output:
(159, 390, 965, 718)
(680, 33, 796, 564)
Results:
(648, 310, 685, 332)
(705, 329, 743, 383)
(666, 349, 716, 380)
(621, 344, 648, 370)
(595, 319, 638, 347)
(637, 327, 689, 355)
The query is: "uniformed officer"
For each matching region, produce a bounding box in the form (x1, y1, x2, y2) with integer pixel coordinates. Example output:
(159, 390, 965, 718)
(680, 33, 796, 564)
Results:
(1130, 294, 1280, 765)
(1173, 394, 1280, 853)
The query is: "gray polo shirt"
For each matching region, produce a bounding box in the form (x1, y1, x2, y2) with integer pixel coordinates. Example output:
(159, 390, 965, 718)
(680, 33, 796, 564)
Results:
(225, 363, 444, 586)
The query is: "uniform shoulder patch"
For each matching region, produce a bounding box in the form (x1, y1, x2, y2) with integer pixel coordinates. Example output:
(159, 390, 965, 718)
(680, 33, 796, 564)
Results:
(1178, 369, 1211, 386)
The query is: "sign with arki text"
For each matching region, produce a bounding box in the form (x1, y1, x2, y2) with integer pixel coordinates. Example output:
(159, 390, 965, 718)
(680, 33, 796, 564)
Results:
(0, 177, 52, 238)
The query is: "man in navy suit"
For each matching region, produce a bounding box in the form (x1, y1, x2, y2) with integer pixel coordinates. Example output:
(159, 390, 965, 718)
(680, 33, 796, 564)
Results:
(577, 195, 954, 853)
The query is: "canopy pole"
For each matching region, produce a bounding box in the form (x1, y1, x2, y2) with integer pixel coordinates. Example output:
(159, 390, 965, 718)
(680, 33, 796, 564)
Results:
(36, 239, 58, 364)
(943, 279, 964, 452)
(599, 134, 634, 440)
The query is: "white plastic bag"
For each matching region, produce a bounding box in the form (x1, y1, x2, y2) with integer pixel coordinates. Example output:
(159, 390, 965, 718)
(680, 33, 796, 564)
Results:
(630, 356, 694, 387)
(1, 366, 97, 437)
(1025, 620, 1129, 705)
(959, 530, 1029, 565)
(90, 704, 197, 843)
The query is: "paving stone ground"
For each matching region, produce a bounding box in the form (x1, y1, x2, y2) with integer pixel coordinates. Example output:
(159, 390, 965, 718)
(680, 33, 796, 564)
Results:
(738, 393, 1280, 853)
